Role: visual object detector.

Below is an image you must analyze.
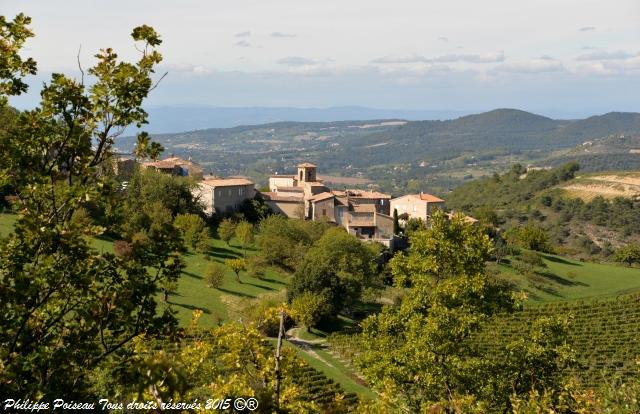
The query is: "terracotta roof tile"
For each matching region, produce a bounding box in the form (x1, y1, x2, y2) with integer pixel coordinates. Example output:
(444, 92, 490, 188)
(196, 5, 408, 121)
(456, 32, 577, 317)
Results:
(309, 192, 334, 202)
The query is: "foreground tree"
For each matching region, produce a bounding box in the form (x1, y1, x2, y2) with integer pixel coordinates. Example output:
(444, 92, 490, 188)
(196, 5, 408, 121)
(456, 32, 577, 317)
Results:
(358, 211, 571, 412)
(291, 291, 330, 332)
(0, 15, 178, 398)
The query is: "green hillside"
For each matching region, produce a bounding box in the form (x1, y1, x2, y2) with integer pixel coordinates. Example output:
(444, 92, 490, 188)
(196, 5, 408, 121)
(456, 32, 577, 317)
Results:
(493, 253, 640, 303)
(447, 164, 640, 258)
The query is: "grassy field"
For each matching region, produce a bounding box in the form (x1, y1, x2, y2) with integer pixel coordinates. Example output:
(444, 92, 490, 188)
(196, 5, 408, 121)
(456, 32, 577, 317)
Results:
(492, 253, 640, 303)
(161, 237, 290, 327)
(0, 212, 289, 328)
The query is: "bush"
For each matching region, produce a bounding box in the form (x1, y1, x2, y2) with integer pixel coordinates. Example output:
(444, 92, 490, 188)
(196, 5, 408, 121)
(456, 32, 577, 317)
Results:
(246, 255, 267, 279)
(206, 262, 226, 289)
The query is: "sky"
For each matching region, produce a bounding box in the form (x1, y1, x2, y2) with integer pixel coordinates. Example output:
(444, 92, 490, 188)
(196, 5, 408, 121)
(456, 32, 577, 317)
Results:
(5, 0, 640, 115)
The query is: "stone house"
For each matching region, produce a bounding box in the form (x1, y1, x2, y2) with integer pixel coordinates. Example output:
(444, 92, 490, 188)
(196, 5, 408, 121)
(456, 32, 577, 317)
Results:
(390, 192, 446, 224)
(193, 177, 255, 216)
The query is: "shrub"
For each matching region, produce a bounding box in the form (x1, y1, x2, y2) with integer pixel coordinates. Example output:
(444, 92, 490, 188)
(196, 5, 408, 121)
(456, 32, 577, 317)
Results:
(205, 262, 226, 289)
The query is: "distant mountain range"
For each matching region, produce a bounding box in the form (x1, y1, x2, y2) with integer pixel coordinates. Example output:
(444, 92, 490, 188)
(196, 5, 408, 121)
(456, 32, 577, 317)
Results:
(118, 108, 640, 192)
(139, 105, 474, 133)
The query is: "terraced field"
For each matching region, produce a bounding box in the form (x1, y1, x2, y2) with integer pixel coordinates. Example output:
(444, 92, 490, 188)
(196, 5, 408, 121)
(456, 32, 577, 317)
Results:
(474, 294, 640, 386)
(562, 172, 640, 201)
(328, 293, 640, 388)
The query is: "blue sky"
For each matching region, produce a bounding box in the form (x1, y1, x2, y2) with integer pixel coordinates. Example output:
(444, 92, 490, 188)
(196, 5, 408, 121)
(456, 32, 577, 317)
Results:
(5, 0, 640, 115)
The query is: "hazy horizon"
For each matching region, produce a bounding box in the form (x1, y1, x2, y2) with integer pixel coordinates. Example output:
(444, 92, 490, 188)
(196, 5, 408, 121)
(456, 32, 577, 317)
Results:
(4, 0, 640, 115)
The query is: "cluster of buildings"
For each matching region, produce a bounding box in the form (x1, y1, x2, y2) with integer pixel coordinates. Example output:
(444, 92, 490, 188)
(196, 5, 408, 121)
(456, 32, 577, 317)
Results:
(116, 155, 473, 246)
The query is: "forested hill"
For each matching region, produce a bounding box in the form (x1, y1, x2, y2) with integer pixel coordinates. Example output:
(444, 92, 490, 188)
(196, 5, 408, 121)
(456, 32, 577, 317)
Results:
(116, 109, 640, 173)
(446, 163, 640, 258)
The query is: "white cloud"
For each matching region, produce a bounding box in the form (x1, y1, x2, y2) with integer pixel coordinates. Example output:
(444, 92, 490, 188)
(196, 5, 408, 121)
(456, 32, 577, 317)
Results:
(270, 32, 297, 38)
(235, 31, 251, 38)
(371, 54, 428, 64)
(432, 51, 505, 63)
(277, 56, 318, 66)
(494, 57, 564, 74)
(576, 50, 636, 61)
(579, 26, 596, 32)
(372, 51, 504, 64)
(438, 36, 449, 42)
(235, 40, 252, 48)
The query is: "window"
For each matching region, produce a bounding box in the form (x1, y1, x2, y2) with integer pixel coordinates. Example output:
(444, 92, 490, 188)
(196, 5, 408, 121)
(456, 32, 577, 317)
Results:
(380, 199, 384, 205)
(413, 205, 417, 212)
(228, 189, 232, 196)
(322, 208, 326, 216)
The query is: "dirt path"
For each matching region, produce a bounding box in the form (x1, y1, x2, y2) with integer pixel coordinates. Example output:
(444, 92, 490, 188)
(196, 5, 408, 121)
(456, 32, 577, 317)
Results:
(285, 328, 334, 367)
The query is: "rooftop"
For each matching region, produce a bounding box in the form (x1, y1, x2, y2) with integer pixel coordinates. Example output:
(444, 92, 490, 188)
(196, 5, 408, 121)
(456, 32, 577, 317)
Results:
(142, 156, 199, 169)
(260, 192, 303, 202)
(269, 174, 296, 178)
(345, 189, 391, 199)
(420, 193, 445, 203)
(297, 162, 317, 168)
(200, 178, 254, 187)
(309, 192, 335, 202)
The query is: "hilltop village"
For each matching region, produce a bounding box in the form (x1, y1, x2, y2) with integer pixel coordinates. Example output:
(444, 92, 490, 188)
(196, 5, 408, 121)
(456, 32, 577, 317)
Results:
(117, 155, 476, 246)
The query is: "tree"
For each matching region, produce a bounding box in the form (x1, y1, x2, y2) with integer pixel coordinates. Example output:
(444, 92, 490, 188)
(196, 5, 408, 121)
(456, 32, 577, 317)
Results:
(160, 279, 178, 302)
(255, 215, 329, 270)
(473, 205, 499, 228)
(614, 243, 640, 267)
(0, 14, 36, 106)
(288, 227, 378, 316)
(358, 211, 527, 411)
(225, 258, 246, 283)
(291, 292, 329, 332)
(393, 208, 400, 235)
(506, 224, 553, 253)
(218, 218, 236, 246)
(235, 219, 254, 257)
(0, 16, 177, 398)
(112, 311, 319, 413)
(174, 213, 209, 252)
(134, 131, 164, 160)
(404, 217, 425, 234)
(205, 262, 226, 289)
(246, 254, 267, 279)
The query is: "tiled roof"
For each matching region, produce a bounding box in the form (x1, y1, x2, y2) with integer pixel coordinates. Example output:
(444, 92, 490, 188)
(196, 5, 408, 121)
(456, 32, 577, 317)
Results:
(309, 192, 334, 202)
(345, 189, 391, 199)
(200, 178, 254, 187)
(297, 162, 317, 168)
(420, 193, 445, 202)
(143, 156, 200, 169)
(269, 174, 296, 178)
(447, 212, 478, 224)
(260, 192, 303, 202)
